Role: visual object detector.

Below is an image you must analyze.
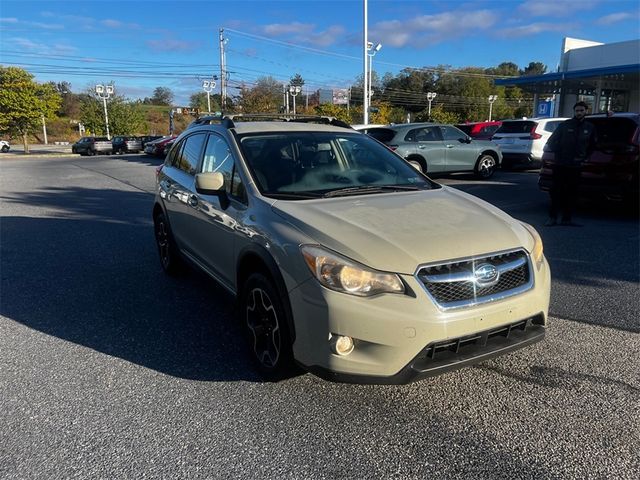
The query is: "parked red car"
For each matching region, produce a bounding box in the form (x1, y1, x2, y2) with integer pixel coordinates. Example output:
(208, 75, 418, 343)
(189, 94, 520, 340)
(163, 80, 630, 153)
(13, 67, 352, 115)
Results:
(539, 113, 639, 204)
(144, 135, 176, 157)
(455, 121, 502, 140)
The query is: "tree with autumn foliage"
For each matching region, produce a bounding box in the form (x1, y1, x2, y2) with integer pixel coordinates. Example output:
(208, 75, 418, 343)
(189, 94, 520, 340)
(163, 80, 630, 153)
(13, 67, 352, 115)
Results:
(0, 67, 61, 153)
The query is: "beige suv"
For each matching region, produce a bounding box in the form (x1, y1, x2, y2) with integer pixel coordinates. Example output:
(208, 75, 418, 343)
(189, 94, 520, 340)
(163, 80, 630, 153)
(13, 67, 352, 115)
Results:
(153, 115, 550, 384)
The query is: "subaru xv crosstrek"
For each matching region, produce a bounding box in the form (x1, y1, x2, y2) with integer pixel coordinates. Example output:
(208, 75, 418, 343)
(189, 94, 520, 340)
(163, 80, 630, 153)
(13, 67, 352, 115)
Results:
(153, 115, 550, 384)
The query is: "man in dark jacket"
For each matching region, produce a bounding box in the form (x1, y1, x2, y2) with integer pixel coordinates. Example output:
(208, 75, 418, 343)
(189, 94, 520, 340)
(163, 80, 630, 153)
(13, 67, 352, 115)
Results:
(544, 101, 596, 226)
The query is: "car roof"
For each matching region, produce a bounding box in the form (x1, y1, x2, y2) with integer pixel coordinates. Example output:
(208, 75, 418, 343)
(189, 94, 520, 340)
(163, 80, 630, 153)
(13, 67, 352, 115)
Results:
(202, 121, 355, 135)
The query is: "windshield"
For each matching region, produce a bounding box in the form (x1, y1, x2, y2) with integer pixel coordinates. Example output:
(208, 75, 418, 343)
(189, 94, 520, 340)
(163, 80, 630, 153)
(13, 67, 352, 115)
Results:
(237, 131, 436, 198)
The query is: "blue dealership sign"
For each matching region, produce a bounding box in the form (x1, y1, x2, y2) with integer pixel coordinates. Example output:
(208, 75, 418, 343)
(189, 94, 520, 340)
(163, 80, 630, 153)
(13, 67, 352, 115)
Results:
(537, 101, 554, 117)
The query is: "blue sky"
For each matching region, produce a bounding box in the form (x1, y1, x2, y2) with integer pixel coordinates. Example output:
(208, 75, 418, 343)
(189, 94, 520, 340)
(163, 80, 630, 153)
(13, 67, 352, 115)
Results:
(1, 0, 638, 105)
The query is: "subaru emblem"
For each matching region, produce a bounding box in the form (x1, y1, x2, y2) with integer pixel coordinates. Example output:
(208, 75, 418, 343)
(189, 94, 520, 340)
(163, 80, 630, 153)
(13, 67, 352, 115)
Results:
(474, 263, 499, 286)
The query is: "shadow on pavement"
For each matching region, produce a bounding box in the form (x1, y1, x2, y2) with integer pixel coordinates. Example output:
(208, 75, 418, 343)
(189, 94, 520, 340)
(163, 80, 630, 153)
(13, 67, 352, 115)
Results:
(0, 186, 288, 382)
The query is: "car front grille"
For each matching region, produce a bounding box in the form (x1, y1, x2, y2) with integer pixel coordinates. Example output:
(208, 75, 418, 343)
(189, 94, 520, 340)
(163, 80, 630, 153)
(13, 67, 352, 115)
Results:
(416, 249, 533, 309)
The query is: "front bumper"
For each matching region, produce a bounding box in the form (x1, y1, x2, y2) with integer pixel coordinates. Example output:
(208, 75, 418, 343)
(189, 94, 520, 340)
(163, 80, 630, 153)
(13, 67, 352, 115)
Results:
(289, 256, 551, 384)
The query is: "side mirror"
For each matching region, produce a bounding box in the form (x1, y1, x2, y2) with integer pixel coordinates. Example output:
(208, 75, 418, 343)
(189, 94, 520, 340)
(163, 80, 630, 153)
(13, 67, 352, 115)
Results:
(195, 172, 225, 195)
(463, 136, 472, 143)
(195, 172, 229, 209)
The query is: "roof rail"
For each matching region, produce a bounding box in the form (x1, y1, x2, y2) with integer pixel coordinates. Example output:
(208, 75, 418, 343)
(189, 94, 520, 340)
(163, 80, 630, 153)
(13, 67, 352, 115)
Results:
(189, 113, 353, 130)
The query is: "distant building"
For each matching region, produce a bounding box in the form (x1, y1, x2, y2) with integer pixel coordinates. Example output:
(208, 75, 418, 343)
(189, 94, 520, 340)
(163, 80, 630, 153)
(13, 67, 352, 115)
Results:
(495, 37, 639, 116)
(319, 88, 350, 105)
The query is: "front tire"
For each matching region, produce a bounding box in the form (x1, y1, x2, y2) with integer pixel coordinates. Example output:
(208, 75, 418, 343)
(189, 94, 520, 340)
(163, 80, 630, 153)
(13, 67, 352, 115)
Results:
(241, 273, 294, 378)
(153, 211, 182, 275)
(474, 154, 497, 179)
(1, 145, 9, 153)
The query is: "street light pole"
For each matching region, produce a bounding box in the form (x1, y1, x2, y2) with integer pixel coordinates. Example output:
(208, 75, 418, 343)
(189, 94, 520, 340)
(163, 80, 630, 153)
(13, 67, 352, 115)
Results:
(488, 95, 498, 121)
(41, 115, 48, 145)
(367, 42, 382, 114)
(202, 79, 216, 113)
(426, 92, 437, 118)
(363, 0, 369, 125)
(95, 84, 114, 139)
(289, 85, 301, 115)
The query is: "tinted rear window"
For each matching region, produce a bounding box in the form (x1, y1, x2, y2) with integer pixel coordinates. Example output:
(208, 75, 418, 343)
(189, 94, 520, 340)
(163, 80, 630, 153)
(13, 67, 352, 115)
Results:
(365, 128, 396, 143)
(589, 117, 638, 145)
(455, 125, 473, 135)
(495, 121, 537, 134)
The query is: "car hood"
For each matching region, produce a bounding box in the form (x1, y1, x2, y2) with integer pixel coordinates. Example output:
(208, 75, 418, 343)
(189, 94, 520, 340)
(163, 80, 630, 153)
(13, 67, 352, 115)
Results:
(272, 186, 533, 274)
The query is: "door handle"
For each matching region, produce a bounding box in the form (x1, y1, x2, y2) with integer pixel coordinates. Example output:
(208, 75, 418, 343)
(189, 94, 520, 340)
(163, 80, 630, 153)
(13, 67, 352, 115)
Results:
(188, 195, 199, 207)
(418, 145, 426, 149)
(446, 144, 455, 148)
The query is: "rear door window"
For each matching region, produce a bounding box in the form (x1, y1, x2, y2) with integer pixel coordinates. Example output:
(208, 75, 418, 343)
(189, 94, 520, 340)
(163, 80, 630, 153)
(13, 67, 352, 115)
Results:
(175, 133, 206, 175)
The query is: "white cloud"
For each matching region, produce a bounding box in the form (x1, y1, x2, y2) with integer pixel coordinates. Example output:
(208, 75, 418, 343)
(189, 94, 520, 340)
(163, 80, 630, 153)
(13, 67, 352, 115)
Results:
(0, 17, 19, 23)
(146, 37, 201, 52)
(497, 22, 572, 37)
(101, 19, 140, 29)
(518, 0, 599, 17)
(0, 17, 63, 29)
(9, 37, 77, 55)
(370, 10, 499, 47)
(595, 12, 634, 25)
(260, 22, 345, 47)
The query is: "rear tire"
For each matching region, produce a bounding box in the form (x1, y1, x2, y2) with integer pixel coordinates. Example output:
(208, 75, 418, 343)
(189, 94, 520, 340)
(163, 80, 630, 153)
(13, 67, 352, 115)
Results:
(87, 149, 95, 156)
(240, 272, 294, 379)
(474, 154, 497, 179)
(153, 211, 183, 275)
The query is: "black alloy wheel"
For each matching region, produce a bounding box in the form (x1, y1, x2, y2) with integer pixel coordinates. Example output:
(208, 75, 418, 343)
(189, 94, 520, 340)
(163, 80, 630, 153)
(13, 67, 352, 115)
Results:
(241, 273, 293, 377)
(1, 145, 9, 153)
(153, 212, 182, 275)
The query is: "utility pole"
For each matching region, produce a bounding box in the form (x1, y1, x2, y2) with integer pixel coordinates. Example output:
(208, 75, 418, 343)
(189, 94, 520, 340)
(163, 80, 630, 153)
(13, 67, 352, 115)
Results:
(363, 0, 369, 125)
(41, 115, 48, 145)
(219, 28, 227, 111)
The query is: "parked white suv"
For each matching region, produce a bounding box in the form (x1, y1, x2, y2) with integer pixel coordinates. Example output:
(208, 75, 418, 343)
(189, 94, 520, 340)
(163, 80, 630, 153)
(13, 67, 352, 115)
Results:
(0, 140, 10, 153)
(492, 117, 568, 169)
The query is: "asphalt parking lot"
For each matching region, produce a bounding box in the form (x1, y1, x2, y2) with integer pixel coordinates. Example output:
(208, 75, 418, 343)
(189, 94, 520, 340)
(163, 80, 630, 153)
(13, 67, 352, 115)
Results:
(1, 153, 639, 479)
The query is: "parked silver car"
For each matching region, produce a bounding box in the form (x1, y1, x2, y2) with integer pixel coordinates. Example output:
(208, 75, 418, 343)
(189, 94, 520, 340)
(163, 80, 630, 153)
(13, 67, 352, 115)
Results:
(112, 135, 142, 154)
(71, 136, 113, 156)
(365, 123, 502, 178)
(152, 115, 549, 384)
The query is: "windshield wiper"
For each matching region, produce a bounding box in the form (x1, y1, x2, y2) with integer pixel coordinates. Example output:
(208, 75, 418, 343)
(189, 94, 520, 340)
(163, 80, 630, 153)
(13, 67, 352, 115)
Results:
(265, 191, 323, 200)
(323, 184, 421, 198)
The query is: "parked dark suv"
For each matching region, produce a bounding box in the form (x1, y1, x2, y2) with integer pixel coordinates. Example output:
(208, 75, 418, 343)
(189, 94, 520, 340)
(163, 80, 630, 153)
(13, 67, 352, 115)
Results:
(539, 113, 639, 204)
(112, 136, 142, 154)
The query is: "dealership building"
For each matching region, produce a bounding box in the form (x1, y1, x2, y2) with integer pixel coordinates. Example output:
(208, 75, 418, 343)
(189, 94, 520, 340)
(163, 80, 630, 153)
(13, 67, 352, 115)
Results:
(495, 37, 640, 117)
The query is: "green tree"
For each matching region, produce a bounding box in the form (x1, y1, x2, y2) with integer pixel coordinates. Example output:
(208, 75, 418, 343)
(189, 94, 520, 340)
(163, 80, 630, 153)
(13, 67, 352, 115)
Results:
(146, 86, 174, 105)
(190, 91, 221, 113)
(522, 62, 547, 76)
(313, 103, 351, 123)
(290, 73, 305, 86)
(237, 76, 283, 113)
(0, 67, 61, 152)
(80, 91, 146, 136)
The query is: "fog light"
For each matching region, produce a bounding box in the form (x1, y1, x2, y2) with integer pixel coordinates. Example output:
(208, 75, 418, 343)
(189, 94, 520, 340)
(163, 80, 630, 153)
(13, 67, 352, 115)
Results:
(330, 334, 354, 356)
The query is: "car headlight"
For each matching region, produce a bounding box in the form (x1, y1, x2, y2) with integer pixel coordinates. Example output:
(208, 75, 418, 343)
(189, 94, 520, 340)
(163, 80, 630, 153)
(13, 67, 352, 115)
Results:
(300, 245, 405, 297)
(521, 223, 544, 269)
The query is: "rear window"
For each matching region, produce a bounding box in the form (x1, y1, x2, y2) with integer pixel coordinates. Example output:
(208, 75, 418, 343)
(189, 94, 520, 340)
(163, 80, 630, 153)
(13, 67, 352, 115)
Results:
(495, 121, 537, 134)
(543, 121, 563, 133)
(455, 124, 473, 135)
(365, 128, 396, 144)
(589, 117, 638, 146)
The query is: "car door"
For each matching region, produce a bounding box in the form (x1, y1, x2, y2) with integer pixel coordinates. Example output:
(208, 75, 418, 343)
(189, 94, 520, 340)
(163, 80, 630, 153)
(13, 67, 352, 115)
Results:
(440, 125, 475, 172)
(188, 133, 247, 288)
(411, 126, 446, 173)
(159, 132, 207, 255)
